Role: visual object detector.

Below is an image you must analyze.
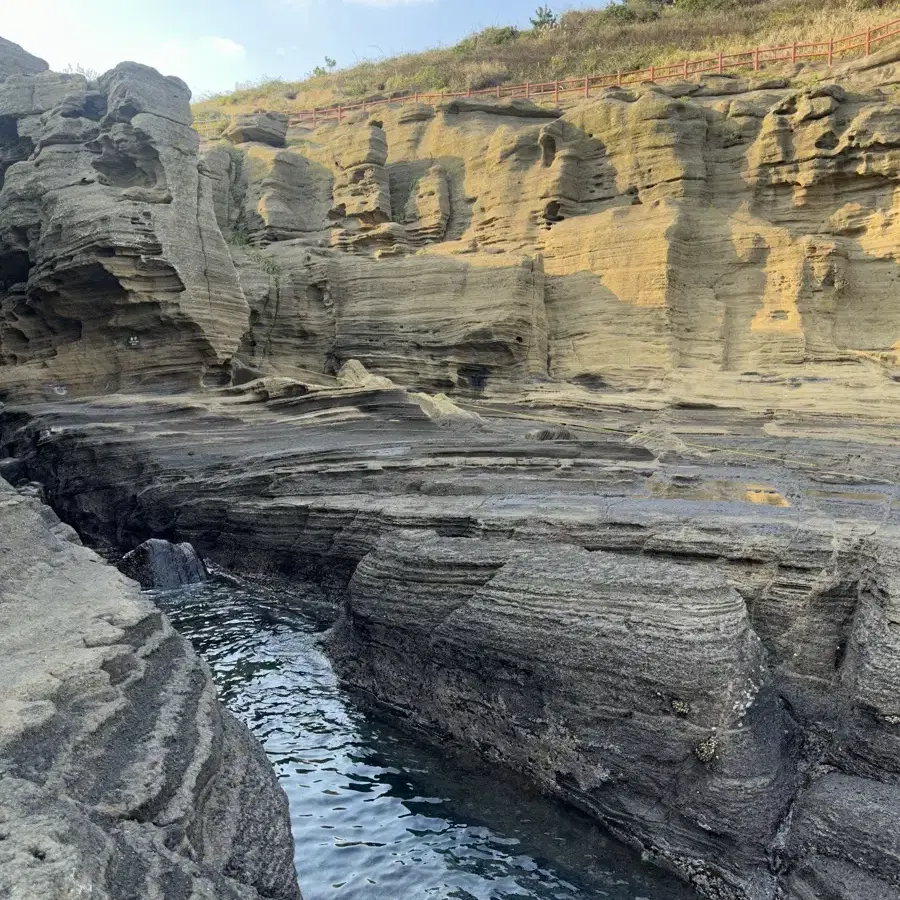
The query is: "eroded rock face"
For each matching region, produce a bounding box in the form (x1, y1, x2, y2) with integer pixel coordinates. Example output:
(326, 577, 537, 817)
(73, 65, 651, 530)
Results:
(5, 387, 900, 899)
(0, 59, 249, 397)
(5, 32, 900, 900)
(329, 534, 792, 897)
(0, 478, 300, 900)
(208, 72, 900, 399)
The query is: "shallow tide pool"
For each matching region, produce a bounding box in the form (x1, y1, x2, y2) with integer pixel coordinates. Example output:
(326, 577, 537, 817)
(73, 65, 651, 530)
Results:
(156, 580, 696, 900)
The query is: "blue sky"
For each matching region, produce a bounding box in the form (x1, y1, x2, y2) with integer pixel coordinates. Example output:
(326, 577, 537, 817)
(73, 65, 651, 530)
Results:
(4, 0, 586, 98)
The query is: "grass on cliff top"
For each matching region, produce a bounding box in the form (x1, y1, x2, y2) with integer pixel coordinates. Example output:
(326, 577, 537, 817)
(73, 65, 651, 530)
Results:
(192, 0, 900, 121)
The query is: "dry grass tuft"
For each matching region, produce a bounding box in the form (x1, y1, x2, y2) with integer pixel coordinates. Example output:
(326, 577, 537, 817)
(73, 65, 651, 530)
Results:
(192, 0, 900, 122)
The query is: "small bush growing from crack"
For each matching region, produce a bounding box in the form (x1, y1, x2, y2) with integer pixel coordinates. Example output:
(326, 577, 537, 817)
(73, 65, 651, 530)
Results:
(695, 735, 718, 763)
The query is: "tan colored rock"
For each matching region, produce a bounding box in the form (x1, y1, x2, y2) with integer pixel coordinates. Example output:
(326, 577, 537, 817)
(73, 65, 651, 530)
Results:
(224, 112, 287, 147)
(337, 358, 394, 389)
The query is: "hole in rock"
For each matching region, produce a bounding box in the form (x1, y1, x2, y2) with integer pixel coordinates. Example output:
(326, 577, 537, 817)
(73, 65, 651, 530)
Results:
(815, 131, 839, 151)
(544, 200, 564, 224)
(90, 132, 164, 189)
(570, 373, 608, 391)
(370, 120, 383, 130)
(541, 135, 557, 167)
(0, 251, 32, 291)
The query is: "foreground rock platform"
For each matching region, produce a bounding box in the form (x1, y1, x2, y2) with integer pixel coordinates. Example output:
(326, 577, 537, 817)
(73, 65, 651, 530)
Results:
(0, 477, 300, 899)
(2, 378, 900, 900)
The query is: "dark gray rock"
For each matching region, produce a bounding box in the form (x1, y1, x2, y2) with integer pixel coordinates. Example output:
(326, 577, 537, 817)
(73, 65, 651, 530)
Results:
(119, 537, 208, 589)
(9, 389, 900, 899)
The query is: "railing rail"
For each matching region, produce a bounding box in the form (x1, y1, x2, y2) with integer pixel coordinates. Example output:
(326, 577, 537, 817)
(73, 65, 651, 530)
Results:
(194, 17, 900, 137)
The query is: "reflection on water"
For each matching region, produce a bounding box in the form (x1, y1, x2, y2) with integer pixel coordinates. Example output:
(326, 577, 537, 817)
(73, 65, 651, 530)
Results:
(155, 580, 695, 900)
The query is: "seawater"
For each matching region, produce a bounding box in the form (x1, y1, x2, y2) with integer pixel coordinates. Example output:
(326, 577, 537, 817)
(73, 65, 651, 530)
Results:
(156, 580, 696, 900)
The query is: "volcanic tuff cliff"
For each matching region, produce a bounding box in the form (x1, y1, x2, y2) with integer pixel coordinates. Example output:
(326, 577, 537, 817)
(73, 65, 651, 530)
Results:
(4, 28, 900, 900)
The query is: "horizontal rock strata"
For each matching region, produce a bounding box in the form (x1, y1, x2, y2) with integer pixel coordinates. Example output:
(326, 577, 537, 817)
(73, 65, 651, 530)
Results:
(0, 477, 300, 899)
(4, 32, 900, 900)
(4, 383, 900, 899)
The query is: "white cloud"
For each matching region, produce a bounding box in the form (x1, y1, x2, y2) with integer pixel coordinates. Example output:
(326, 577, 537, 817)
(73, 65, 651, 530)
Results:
(202, 36, 248, 60)
(143, 37, 251, 94)
(1, 3, 251, 95)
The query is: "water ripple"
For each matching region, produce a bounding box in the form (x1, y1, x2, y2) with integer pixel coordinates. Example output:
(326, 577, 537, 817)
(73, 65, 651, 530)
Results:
(156, 580, 695, 900)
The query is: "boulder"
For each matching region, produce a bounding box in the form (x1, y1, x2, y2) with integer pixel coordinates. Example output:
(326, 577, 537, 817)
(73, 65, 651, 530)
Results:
(118, 538, 208, 589)
(223, 112, 288, 147)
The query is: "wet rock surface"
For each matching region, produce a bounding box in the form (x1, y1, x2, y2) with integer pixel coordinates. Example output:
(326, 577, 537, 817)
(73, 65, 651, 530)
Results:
(118, 537, 208, 589)
(0, 478, 300, 899)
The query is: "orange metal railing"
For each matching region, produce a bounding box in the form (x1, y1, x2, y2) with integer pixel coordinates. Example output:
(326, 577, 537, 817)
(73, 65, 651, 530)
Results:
(194, 16, 900, 138)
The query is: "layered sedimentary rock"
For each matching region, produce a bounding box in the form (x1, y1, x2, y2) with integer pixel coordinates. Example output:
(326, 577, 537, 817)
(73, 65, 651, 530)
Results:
(4, 378, 900, 899)
(0, 477, 300, 899)
(206, 68, 900, 398)
(0, 37, 47, 79)
(0, 60, 248, 396)
(4, 31, 900, 900)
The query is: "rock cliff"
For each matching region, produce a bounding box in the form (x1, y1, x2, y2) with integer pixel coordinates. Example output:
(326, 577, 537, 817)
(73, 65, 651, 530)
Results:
(0, 477, 300, 899)
(0, 62, 248, 396)
(200, 60, 900, 399)
(3, 31, 900, 900)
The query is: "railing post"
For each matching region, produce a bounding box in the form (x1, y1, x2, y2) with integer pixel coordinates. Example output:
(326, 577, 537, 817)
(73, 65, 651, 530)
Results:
(467, 87, 472, 97)
(754, 47, 759, 71)
(584, 75, 590, 98)
(683, 58, 689, 78)
(554, 80, 559, 103)
(792, 41, 797, 64)
(718, 52, 724, 74)
(313, 108, 317, 127)
(649, 64, 655, 82)
(414, 91, 419, 102)
(525, 81, 530, 98)
(866, 27, 872, 55)
(496, 84, 501, 99)
(338, 106, 342, 124)
(828, 37, 834, 66)
(617, 69, 622, 87)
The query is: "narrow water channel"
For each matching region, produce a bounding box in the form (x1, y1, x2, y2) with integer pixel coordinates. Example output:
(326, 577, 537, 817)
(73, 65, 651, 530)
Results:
(155, 579, 696, 900)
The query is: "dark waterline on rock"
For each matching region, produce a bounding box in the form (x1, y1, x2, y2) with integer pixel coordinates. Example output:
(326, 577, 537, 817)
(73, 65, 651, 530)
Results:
(155, 579, 696, 900)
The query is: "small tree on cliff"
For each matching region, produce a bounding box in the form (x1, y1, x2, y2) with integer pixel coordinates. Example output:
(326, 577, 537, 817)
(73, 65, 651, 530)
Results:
(530, 5, 558, 29)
